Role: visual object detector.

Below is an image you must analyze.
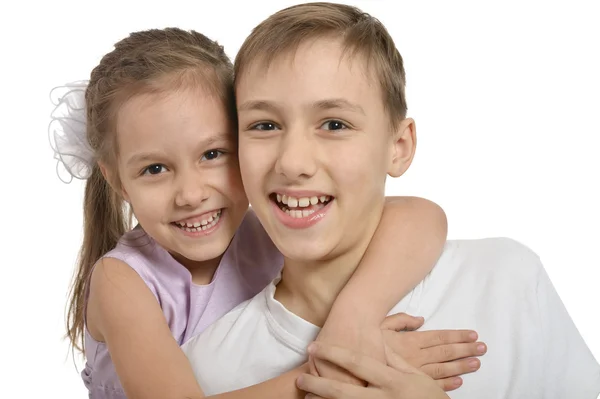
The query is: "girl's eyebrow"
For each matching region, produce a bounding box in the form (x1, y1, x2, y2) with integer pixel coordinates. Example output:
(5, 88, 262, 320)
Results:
(126, 132, 233, 167)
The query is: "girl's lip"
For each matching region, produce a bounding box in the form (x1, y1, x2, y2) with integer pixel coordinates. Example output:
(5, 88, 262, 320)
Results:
(172, 209, 225, 237)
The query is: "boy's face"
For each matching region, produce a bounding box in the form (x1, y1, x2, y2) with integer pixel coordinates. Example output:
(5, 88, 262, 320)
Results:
(114, 86, 248, 269)
(237, 37, 415, 262)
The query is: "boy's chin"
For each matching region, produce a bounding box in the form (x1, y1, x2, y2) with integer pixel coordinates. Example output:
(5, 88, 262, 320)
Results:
(277, 238, 337, 263)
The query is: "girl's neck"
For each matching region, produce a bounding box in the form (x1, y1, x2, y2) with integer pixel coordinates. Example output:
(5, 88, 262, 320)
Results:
(171, 252, 222, 285)
(274, 210, 383, 326)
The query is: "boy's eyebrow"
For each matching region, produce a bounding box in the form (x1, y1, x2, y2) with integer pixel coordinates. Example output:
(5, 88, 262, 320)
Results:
(238, 99, 365, 115)
(237, 100, 279, 113)
(126, 132, 232, 167)
(312, 99, 365, 115)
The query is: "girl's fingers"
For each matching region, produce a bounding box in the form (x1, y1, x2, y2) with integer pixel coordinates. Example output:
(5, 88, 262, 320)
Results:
(420, 342, 487, 364)
(384, 343, 425, 375)
(435, 376, 464, 392)
(413, 329, 478, 348)
(421, 357, 481, 380)
(308, 342, 390, 387)
(297, 373, 363, 399)
(381, 312, 425, 331)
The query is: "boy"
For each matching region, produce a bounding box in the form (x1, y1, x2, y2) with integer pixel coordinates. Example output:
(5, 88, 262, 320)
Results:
(183, 2, 600, 397)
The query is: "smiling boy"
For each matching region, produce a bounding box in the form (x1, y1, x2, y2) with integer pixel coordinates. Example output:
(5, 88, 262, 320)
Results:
(182, 3, 600, 397)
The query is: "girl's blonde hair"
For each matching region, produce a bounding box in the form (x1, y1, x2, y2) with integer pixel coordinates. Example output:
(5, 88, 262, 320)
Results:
(66, 27, 235, 353)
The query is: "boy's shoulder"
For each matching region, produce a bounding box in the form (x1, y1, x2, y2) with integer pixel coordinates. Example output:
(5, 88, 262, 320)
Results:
(440, 236, 543, 281)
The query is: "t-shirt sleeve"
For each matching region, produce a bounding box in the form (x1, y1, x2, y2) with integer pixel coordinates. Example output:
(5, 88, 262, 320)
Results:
(231, 208, 283, 293)
(536, 262, 600, 398)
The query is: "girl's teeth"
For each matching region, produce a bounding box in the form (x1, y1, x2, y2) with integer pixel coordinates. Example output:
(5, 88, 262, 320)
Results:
(287, 197, 298, 207)
(310, 196, 318, 205)
(176, 210, 222, 232)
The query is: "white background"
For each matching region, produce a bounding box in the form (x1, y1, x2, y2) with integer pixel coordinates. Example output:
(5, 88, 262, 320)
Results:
(1, 0, 598, 397)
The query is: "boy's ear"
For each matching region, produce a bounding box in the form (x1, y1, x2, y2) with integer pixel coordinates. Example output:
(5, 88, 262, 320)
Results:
(388, 117, 417, 178)
(98, 161, 130, 203)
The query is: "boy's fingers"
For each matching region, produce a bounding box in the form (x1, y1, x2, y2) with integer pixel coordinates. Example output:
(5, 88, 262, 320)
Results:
(308, 342, 389, 387)
(421, 357, 481, 380)
(381, 312, 425, 331)
(297, 373, 363, 399)
(415, 329, 478, 348)
(420, 342, 487, 364)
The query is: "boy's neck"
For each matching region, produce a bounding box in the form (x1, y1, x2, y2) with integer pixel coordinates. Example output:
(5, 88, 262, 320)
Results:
(274, 209, 383, 327)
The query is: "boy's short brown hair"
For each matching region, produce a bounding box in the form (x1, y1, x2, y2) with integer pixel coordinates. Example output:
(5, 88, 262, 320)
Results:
(234, 2, 408, 129)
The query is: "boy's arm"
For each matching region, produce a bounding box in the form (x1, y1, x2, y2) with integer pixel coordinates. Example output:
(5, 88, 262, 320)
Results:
(313, 196, 448, 381)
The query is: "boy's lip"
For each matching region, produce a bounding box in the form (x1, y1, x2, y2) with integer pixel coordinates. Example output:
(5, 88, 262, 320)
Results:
(270, 197, 332, 229)
(271, 189, 333, 198)
(173, 208, 223, 226)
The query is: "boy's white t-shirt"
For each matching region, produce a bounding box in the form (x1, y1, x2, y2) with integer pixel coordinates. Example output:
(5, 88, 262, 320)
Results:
(182, 238, 600, 398)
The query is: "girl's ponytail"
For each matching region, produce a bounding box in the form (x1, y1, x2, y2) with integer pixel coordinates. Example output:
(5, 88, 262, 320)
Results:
(66, 164, 128, 353)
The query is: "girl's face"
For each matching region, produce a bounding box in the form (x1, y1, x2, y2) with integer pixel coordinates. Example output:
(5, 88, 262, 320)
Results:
(114, 86, 248, 270)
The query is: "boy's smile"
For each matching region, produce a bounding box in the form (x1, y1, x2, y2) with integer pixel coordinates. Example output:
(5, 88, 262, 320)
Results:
(237, 36, 415, 263)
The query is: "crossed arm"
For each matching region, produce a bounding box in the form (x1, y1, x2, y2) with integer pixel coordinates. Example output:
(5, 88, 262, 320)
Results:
(86, 196, 448, 399)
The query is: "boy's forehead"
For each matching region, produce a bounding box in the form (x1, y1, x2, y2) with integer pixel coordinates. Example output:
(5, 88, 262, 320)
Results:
(237, 37, 376, 96)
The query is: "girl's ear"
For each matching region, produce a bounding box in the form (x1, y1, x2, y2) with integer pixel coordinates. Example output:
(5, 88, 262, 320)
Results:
(98, 162, 129, 202)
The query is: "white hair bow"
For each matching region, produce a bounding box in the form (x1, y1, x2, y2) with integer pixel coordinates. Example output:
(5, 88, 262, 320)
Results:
(48, 81, 95, 183)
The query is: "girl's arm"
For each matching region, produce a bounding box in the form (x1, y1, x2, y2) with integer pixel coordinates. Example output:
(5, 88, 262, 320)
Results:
(312, 196, 448, 382)
(89, 196, 445, 399)
(89, 257, 310, 399)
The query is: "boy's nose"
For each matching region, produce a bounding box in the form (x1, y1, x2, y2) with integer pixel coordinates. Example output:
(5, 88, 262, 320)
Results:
(275, 130, 318, 181)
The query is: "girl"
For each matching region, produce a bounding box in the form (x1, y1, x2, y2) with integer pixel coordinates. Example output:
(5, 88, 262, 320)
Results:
(50, 27, 483, 399)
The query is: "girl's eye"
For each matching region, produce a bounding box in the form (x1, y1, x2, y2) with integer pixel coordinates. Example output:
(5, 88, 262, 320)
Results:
(201, 149, 224, 161)
(320, 120, 348, 131)
(250, 122, 279, 131)
(143, 164, 167, 175)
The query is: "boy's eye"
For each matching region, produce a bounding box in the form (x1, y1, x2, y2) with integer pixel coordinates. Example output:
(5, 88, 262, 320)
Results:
(251, 122, 279, 131)
(143, 164, 167, 175)
(320, 120, 348, 131)
(201, 149, 224, 161)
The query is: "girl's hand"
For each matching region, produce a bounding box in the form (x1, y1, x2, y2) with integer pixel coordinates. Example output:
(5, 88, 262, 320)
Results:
(382, 313, 486, 391)
(309, 313, 425, 387)
(297, 341, 450, 399)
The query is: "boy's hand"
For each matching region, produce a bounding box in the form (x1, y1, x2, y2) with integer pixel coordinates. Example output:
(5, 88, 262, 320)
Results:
(298, 342, 450, 399)
(310, 313, 425, 386)
(382, 320, 486, 391)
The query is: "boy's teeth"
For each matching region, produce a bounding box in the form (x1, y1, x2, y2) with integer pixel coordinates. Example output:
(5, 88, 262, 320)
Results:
(275, 194, 331, 208)
(298, 197, 310, 207)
